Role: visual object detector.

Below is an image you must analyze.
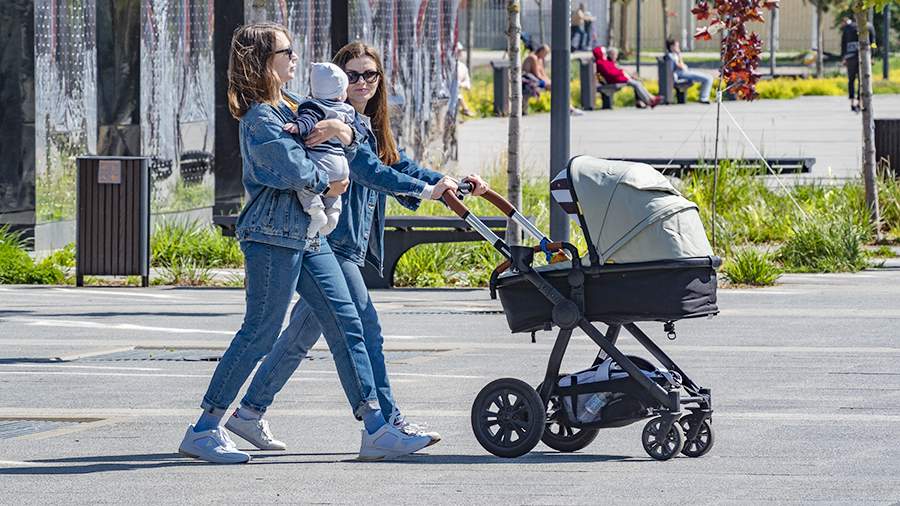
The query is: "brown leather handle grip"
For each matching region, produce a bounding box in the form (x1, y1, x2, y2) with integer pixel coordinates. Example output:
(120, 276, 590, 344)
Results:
(440, 189, 469, 218)
(440, 184, 517, 218)
(481, 189, 515, 216)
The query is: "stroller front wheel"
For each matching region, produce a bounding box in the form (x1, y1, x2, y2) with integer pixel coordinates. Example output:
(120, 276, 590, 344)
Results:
(471, 378, 546, 458)
(641, 416, 685, 461)
(679, 414, 714, 458)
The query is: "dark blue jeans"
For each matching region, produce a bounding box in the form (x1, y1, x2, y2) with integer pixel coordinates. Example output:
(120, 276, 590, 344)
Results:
(201, 240, 379, 419)
(241, 244, 397, 420)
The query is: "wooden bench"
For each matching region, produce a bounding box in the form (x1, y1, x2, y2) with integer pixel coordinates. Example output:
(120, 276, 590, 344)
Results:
(614, 157, 815, 176)
(213, 214, 513, 289)
(657, 55, 698, 105)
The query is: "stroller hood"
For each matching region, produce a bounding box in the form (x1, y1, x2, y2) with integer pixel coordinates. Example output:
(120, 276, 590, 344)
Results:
(557, 156, 713, 264)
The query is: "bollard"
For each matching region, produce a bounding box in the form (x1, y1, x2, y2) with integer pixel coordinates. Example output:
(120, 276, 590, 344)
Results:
(490, 60, 511, 116)
(578, 58, 596, 111)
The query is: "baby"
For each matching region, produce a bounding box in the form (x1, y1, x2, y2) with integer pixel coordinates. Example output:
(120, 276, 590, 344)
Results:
(284, 62, 357, 238)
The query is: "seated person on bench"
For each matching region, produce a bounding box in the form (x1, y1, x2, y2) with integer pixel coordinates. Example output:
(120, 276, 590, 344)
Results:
(666, 38, 712, 104)
(593, 46, 661, 109)
(523, 45, 584, 116)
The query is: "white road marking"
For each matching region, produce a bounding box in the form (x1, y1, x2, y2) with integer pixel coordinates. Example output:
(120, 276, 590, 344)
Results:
(0, 364, 162, 372)
(7, 318, 233, 335)
(51, 288, 180, 299)
(0, 370, 412, 383)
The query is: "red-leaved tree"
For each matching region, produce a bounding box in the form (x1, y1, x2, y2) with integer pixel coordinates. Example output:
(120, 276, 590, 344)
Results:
(691, 0, 779, 100)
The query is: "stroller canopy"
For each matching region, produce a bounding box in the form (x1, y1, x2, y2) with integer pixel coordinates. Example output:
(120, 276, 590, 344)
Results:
(553, 156, 713, 264)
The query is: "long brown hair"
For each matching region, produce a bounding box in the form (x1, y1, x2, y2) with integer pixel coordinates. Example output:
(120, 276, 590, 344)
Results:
(227, 22, 291, 119)
(332, 42, 399, 166)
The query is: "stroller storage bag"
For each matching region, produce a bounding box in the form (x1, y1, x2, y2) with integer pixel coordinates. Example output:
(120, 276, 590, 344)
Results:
(558, 356, 681, 426)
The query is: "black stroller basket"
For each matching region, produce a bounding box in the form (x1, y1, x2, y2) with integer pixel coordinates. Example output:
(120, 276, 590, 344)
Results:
(442, 179, 718, 461)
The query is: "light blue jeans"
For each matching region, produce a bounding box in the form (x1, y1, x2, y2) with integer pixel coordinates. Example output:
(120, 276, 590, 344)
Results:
(676, 70, 713, 102)
(201, 240, 379, 419)
(241, 246, 397, 421)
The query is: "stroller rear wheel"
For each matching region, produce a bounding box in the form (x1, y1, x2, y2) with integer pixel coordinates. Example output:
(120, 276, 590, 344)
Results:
(537, 379, 600, 453)
(641, 416, 685, 461)
(679, 414, 714, 458)
(471, 378, 546, 458)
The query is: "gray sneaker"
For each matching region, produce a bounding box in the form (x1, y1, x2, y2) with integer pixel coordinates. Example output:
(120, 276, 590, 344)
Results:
(224, 412, 287, 451)
(388, 408, 441, 447)
(178, 425, 250, 464)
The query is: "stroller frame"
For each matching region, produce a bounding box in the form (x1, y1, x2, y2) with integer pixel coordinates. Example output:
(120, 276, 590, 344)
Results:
(442, 181, 715, 461)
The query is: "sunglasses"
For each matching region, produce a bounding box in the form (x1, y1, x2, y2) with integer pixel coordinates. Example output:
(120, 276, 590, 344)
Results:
(346, 70, 381, 84)
(273, 47, 295, 58)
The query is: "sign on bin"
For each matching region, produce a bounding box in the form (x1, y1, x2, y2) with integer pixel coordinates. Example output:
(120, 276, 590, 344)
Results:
(98, 160, 122, 184)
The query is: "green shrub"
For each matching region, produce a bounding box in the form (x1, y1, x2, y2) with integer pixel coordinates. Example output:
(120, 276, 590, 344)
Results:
(778, 212, 869, 273)
(870, 245, 897, 258)
(722, 248, 781, 286)
(0, 226, 66, 284)
(152, 220, 242, 268)
(155, 258, 213, 286)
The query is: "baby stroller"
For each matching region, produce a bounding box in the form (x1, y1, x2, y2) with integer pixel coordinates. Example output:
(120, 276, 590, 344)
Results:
(444, 156, 719, 461)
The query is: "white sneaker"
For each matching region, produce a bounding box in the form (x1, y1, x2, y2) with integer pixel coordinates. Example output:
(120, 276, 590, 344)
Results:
(357, 423, 431, 461)
(225, 412, 287, 451)
(388, 408, 442, 447)
(178, 424, 251, 464)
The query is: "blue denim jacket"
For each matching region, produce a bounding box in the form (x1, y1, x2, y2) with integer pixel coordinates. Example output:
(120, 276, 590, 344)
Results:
(328, 116, 444, 272)
(235, 91, 358, 250)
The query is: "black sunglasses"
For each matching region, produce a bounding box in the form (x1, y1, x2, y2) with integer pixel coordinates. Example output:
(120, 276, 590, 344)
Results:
(273, 47, 295, 58)
(346, 70, 381, 84)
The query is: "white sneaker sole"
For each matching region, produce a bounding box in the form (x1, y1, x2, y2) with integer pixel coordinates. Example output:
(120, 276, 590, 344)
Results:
(178, 444, 250, 464)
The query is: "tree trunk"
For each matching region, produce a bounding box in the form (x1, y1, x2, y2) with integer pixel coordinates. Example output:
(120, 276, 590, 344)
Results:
(856, 8, 882, 238)
(507, 0, 523, 245)
(466, 0, 474, 72)
(536, 0, 545, 44)
(607, 0, 615, 47)
(815, 2, 824, 78)
(661, 0, 669, 49)
(619, 0, 630, 53)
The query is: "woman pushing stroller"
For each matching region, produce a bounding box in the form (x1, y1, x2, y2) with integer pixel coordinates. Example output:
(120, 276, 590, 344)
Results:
(179, 25, 489, 463)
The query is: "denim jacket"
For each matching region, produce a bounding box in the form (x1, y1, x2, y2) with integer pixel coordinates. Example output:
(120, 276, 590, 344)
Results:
(235, 91, 358, 250)
(328, 116, 444, 272)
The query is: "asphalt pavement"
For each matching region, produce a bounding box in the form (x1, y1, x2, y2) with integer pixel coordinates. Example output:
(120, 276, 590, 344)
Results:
(1, 269, 900, 504)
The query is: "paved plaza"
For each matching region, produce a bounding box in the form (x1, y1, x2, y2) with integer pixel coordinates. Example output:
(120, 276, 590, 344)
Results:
(458, 94, 900, 180)
(1, 267, 900, 504)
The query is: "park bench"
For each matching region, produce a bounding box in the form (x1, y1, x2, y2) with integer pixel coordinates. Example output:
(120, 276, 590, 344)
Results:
(577, 58, 624, 110)
(614, 157, 815, 177)
(213, 214, 514, 289)
(657, 55, 697, 105)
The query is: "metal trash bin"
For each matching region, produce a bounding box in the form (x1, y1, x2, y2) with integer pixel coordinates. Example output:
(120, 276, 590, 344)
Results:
(491, 60, 511, 116)
(578, 58, 596, 111)
(76, 156, 151, 287)
(875, 119, 900, 176)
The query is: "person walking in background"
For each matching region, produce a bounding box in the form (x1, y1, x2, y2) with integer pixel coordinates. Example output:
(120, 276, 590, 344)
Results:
(594, 46, 662, 108)
(455, 42, 474, 116)
(570, 3, 595, 51)
(841, 16, 874, 113)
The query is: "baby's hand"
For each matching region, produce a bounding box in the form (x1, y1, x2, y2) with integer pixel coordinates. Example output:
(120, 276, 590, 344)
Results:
(283, 123, 299, 134)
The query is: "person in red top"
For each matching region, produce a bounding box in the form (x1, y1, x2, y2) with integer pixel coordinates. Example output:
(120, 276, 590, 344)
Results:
(593, 46, 661, 109)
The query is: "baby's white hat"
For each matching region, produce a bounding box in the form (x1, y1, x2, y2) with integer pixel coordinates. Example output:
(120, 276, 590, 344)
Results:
(309, 62, 349, 100)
